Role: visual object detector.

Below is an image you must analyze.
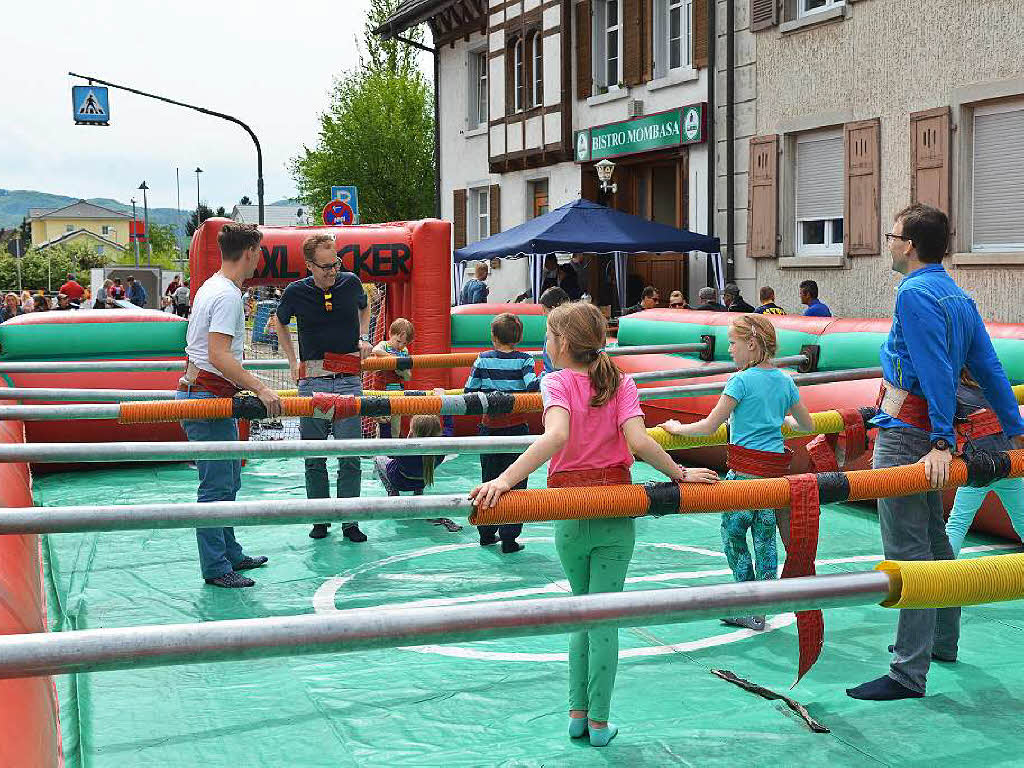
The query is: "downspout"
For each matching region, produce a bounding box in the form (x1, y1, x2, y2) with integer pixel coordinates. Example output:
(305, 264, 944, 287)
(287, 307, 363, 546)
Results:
(725, 0, 735, 283)
(396, 34, 441, 219)
(705, 0, 716, 288)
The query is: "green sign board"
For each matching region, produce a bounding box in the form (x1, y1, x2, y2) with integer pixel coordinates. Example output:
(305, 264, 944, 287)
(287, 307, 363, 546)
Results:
(574, 103, 705, 163)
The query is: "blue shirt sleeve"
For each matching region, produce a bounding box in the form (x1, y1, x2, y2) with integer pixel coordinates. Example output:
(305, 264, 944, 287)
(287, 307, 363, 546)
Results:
(464, 359, 484, 392)
(966, 316, 1024, 437)
(275, 284, 295, 325)
(787, 376, 799, 410)
(521, 356, 539, 392)
(896, 287, 957, 443)
(722, 372, 746, 403)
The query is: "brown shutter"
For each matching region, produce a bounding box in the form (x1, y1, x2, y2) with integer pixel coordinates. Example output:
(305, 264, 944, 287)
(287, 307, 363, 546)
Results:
(489, 185, 502, 235)
(453, 189, 467, 250)
(693, 0, 708, 68)
(576, 0, 592, 99)
(910, 106, 951, 217)
(623, 0, 643, 85)
(642, 0, 654, 81)
(747, 135, 779, 258)
(844, 119, 881, 257)
(750, 0, 778, 31)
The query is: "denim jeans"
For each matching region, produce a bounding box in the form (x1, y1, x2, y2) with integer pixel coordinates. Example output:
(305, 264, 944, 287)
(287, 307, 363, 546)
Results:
(178, 390, 246, 579)
(873, 426, 960, 692)
(298, 374, 362, 526)
(477, 423, 529, 543)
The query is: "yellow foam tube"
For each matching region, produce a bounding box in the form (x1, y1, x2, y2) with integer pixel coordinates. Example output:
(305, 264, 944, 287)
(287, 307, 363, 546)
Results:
(649, 409, 847, 451)
(877, 553, 1024, 609)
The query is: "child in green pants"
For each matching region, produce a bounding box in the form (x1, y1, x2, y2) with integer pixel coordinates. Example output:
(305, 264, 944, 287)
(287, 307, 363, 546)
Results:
(471, 302, 718, 747)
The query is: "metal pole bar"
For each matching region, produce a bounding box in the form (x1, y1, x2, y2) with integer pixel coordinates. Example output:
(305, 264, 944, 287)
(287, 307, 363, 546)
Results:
(0, 571, 893, 679)
(630, 354, 806, 384)
(0, 368, 884, 421)
(0, 388, 179, 402)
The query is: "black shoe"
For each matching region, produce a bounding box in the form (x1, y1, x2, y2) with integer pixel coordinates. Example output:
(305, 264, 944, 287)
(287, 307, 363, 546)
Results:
(204, 571, 255, 588)
(479, 535, 498, 546)
(343, 524, 367, 543)
(888, 644, 957, 662)
(501, 540, 525, 554)
(309, 523, 331, 539)
(235, 555, 269, 571)
(846, 675, 923, 700)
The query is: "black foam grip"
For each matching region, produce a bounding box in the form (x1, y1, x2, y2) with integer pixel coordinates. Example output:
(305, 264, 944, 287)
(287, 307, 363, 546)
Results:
(644, 481, 681, 517)
(359, 397, 392, 418)
(232, 392, 267, 420)
(965, 449, 1012, 488)
(816, 472, 850, 504)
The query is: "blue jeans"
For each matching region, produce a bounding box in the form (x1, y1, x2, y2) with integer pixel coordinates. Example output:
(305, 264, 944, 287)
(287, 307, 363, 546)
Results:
(478, 423, 528, 543)
(178, 390, 246, 579)
(298, 374, 362, 526)
(873, 427, 960, 692)
(945, 476, 1024, 555)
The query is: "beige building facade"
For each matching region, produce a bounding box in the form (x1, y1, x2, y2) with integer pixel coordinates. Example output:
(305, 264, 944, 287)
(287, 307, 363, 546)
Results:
(717, 0, 1024, 321)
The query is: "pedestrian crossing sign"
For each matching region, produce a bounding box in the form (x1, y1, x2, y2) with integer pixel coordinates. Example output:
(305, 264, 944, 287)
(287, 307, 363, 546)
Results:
(73, 86, 110, 125)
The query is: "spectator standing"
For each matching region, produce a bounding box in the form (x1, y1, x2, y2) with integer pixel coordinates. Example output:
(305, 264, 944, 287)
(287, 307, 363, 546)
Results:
(20, 291, 34, 314)
(59, 273, 85, 306)
(755, 286, 786, 315)
(166, 274, 182, 298)
(723, 283, 755, 313)
(623, 286, 659, 315)
(693, 287, 727, 312)
(173, 280, 191, 317)
(94, 279, 114, 309)
(557, 263, 583, 301)
(668, 291, 688, 309)
(799, 280, 832, 317)
(570, 253, 590, 295)
(1, 293, 22, 322)
(126, 275, 148, 307)
(110, 278, 126, 300)
(32, 295, 49, 312)
(539, 286, 570, 375)
(541, 254, 559, 293)
(460, 262, 490, 305)
(54, 294, 74, 311)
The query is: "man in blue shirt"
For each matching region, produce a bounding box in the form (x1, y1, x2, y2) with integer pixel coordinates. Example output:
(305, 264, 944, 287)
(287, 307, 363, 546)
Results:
(847, 204, 1024, 702)
(126, 275, 148, 308)
(460, 262, 490, 304)
(799, 280, 831, 317)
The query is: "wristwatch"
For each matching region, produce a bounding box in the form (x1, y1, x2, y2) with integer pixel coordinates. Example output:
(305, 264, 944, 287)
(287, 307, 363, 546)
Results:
(360, 334, 371, 343)
(931, 438, 952, 452)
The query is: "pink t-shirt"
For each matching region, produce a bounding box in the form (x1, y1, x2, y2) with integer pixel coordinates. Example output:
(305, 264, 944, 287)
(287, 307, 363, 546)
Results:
(541, 369, 644, 475)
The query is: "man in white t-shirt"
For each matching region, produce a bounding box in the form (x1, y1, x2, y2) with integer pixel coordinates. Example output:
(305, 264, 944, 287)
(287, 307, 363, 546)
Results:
(179, 223, 282, 588)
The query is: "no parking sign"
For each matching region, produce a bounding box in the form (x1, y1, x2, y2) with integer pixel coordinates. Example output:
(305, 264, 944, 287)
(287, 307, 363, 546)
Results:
(322, 199, 355, 226)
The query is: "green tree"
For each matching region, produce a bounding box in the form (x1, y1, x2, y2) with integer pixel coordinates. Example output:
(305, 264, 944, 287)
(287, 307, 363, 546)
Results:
(291, 0, 435, 223)
(185, 203, 216, 236)
(239, 195, 252, 205)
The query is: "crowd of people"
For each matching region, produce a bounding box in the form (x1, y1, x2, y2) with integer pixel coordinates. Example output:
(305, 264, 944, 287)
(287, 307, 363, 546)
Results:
(177, 205, 1022, 747)
(0, 272, 193, 321)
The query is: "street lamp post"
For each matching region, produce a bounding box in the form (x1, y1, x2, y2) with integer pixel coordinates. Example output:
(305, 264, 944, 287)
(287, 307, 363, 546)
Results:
(138, 182, 152, 266)
(195, 167, 203, 231)
(130, 198, 140, 267)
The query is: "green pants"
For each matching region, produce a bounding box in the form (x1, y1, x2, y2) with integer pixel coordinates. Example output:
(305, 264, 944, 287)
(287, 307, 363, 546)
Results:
(555, 517, 635, 722)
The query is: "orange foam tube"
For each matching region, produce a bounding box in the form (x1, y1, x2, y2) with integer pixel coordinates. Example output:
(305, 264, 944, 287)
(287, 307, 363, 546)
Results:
(360, 352, 480, 371)
(470, 485, 650, 526)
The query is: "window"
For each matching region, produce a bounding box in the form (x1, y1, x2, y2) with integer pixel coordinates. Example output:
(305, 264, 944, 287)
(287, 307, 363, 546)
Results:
(66, 224, 74, 232)
(531, 32, 544, 107)
(529, 179, 549, 218)
(102, 225, 111, 235)
(798, 0, 844, 18)
(972, 100, 1024, 252)
(592, 0, 622, 90)
(468, 51, 488, 128)
(469, 187, 490, 243)
(513, 37, 525, 112)
(795, 130, 844, 256)
(96, 245, 105, 255)
(654, 0, 691, 77)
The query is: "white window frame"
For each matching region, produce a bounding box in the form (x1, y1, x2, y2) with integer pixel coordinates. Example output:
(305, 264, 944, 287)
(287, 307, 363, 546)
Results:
(592, 0, 622, 90)
(468, 49, 488, 128)
(654, 0, 691, 78)
(102, 225, 111, 235)
(794, 130, 844, 257)
(971, 98, 1024, 253)
(469, 187, 490, 244)
(531, 32, 543, 107)
(513, 38, 525, 112)
(798, 0, 844, 18)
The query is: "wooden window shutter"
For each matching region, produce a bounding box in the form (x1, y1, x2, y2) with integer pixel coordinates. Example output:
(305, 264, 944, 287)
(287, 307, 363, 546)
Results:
(642, 0, 654, 82)
(844, 119, 881, 257)
(505, 38, 516, 116)
(747, 135, 779, 258)
(692, 0, 708, 68)
(453, 189, 468, 250)
(576, 0, 592, 99)
(750, 0, 778, 31)
(623, 0, 643, 85)
(489, 185, 501, 235)
(910, 106, 951, 217)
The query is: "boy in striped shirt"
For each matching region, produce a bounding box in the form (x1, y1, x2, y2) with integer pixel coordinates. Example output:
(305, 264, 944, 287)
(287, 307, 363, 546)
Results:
(465, 313, 539, 553)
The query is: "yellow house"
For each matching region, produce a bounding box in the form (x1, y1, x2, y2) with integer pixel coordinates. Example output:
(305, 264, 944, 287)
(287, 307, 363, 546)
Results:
(29, 200, 131, 256)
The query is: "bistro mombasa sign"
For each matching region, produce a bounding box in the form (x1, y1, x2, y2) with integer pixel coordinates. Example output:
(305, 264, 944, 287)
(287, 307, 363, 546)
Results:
(574, 103, 706, 163)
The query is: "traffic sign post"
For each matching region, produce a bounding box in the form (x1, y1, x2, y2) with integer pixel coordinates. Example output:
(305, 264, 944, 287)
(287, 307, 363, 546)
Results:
(72, 86, 110, 126)
(330, 186, 360, 224)
(322, 199, 355, 226)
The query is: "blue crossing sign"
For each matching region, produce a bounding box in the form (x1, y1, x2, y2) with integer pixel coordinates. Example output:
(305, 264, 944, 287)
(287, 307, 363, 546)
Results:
(73, 86, 110, 126)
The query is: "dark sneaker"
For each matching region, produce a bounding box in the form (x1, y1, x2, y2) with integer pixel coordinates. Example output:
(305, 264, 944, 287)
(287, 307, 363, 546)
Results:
(309, 523, 331, 539)
(479, 535, 498, 546)
(343, 524, 368, 543)
(235, 555, 269, 571)
(501, 540, 525, 554)
(204, 571, 255, 588)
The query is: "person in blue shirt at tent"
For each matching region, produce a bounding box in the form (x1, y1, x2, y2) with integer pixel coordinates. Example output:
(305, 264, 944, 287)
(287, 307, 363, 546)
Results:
(539, 286, 569, 375)
(799, 280, 831, 317)
(846, 203, 1024, 702)
(460, 262, 489, 305)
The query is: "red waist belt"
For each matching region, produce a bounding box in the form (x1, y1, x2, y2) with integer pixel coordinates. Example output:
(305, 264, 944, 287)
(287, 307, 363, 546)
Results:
(299, 352, 362, 378)
(548, 466, 632, 488)
(726, 444, 793, 478)
(875, 383, 931, 431)
(875, 383, 1004, 448)
(181, 362, 240, 397)
(482, 414, 528, 429)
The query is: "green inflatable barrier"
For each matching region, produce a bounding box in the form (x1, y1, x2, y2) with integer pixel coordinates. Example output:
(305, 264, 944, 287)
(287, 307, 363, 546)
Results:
(450, 312, 547, 348)
(0, 319, 187, 361)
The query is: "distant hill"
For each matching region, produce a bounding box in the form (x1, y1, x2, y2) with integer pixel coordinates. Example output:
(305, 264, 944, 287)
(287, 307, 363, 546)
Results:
(0, 188, 208, 233)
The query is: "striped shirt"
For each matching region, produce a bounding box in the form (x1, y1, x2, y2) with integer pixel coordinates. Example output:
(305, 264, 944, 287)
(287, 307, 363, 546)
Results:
(464, 349, 539, 393)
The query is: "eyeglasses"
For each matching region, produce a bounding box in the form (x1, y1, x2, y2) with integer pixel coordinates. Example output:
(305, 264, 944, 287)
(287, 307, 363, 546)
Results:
(884, 233, 910, 242)
(312, 260, 341, 272)
(669, 302, 684, 308)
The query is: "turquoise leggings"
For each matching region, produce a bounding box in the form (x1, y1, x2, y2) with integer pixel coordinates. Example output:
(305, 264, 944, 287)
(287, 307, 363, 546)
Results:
(555, 517, 635, 722)
(945, 476, 1024, 556)
(721, 470, 778, 582)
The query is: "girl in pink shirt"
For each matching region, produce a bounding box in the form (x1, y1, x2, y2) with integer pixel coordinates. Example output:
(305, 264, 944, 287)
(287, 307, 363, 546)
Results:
(471, 302, 718, 747)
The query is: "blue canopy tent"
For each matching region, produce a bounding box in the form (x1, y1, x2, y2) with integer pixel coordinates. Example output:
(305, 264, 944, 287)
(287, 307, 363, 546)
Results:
(452, 198, 722, 312)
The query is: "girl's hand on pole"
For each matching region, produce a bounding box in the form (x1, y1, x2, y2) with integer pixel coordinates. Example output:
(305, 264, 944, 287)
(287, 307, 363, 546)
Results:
(681, 467, 720, 484)
(660, 419, 685, 435)
(469, 477, 511, 509)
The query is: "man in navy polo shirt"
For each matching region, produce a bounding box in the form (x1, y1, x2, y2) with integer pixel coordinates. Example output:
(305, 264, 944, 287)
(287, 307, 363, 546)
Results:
(799, 280, 831, 317)
(272, 234, 371, 542)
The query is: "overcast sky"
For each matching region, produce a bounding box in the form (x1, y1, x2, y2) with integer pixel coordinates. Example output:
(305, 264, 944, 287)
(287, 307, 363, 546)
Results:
(1, 0, 426, 210)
